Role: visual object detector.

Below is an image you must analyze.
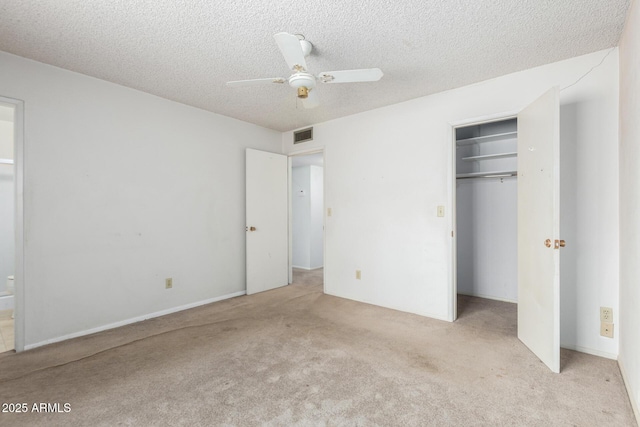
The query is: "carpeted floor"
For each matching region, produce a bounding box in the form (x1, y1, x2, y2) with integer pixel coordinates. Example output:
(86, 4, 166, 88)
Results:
(0, 268, 635, 426)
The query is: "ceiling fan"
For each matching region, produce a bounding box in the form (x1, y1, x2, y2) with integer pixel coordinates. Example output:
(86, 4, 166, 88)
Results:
(226, 32, 384, 108)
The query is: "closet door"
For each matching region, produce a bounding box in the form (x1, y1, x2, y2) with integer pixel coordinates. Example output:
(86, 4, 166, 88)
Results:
(517, 87, 561, 373)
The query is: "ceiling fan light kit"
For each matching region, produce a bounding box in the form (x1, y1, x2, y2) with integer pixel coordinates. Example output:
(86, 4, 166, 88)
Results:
(226, 32, 383, 108)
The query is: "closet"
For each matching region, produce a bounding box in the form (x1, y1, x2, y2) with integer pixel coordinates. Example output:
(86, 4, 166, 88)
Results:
(455, 118, 518, 303)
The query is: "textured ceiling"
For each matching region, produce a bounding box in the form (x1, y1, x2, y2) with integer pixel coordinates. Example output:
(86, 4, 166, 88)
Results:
(0, 0, 630, 131)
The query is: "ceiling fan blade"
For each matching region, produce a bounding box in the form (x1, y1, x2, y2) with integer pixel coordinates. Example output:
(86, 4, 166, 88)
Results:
(302, 89, 319, 109)
(274, 32, 307, 71)
(226, 77, 286, 87)
(318, 68, 383, 83)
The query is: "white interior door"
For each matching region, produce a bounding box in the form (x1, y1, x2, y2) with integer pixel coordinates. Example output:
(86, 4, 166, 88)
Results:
(517, 87, 561, 373)
(246, 148, 288, 295)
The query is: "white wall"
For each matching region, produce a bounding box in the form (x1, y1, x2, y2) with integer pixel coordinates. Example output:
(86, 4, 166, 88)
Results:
(556, 52, 620, 359)
(292, 166, 311, 268)
(292, 165, 324, 270)
(0, 114, 14, 294)
(282, 49, 620, 358)
(456, 178, 517, 302)
(309, 165, 324, 269)
(619, 0, 640, 420)
(0, 51, 281, 348)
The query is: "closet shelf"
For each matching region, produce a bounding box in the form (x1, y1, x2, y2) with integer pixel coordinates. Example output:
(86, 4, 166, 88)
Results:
(462, 152, 517, 162)
(456, 170, 517, 179)
(0, 159, 14, 165)
(456, 131, 518, 146)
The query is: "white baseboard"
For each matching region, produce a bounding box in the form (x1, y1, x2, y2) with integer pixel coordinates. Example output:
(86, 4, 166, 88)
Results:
(0, 295, 14, 311)
(560, 344, 618, 360)
(618, 358, 640, 424)
(24, 290, 246, 351)
(457, 291, 517, 304)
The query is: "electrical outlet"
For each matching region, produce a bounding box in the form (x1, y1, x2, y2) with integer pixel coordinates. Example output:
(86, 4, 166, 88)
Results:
(355, 270, 361, 280)
(600, 307, 613, 323)
(165, 278, 173, 289)
(600, 322, 614, 338)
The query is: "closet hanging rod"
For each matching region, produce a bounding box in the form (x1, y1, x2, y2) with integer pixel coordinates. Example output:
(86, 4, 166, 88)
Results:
(456, 171, 517, 180)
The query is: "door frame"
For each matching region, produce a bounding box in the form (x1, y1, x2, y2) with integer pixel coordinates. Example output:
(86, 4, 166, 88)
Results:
(0, 96, 25, 352)
(448, 110, 519, 322)
(287, 148, 325, 293)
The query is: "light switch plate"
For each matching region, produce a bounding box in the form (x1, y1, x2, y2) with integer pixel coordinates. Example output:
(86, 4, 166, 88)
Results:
(437, 206, 445, 217)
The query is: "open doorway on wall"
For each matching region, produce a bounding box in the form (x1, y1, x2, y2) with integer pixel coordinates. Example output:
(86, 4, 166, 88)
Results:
(453, 117, 518, 326)
(0, 101, 16, 353)
(289, 151, 324, 290)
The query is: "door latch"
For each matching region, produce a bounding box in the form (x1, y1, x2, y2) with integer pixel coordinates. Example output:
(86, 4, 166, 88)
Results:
(545, 239, 566, 249)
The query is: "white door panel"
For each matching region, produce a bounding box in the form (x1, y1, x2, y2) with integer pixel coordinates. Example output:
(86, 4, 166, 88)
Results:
(246, 149, 288, 295)
(517, 88, 561, 373)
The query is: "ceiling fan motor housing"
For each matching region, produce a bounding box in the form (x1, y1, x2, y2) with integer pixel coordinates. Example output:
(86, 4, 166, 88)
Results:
(289, 73, 316, 98)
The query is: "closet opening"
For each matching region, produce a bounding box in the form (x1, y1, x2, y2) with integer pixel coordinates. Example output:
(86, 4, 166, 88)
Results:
(454, 117, 518, 325)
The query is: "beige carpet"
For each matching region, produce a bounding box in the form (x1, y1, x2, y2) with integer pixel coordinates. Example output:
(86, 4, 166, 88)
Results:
(0, 268, 635, 426)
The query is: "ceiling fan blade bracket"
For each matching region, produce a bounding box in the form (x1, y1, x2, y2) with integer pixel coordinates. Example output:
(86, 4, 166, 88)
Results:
(318, 73, 335, 83)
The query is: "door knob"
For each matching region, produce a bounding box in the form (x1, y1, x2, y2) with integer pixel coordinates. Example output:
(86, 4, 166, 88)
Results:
(554, 239, 565, 249)
(246, 226, 256, 232)
(544, 239, 551, 248)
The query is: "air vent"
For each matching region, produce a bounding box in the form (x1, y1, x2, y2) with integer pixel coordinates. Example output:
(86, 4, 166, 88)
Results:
(294, 127, 313, 144)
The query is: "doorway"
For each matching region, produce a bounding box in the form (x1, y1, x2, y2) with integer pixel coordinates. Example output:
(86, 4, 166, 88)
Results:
(454, 117, 518, 319)
(289, 151, 325, 290)
(0, 99, 20, 353)
(0, 97, 24, 353)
